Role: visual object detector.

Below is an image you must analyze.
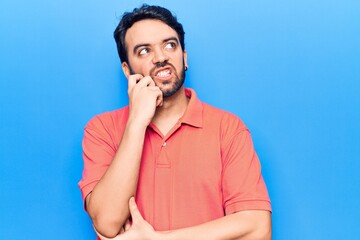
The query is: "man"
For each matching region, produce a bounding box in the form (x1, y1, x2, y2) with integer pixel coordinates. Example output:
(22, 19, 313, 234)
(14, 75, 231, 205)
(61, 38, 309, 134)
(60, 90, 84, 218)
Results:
(79, 4, 272, 240)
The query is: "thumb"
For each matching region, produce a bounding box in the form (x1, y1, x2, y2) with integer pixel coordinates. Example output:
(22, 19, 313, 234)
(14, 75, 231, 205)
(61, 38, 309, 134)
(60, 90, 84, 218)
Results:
(128, 197, 143, 222)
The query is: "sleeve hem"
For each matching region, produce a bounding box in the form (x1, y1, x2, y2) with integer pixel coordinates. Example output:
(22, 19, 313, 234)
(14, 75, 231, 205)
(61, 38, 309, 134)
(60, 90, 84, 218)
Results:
(79, 179, 100, 202)
(225, 200, 272, 215)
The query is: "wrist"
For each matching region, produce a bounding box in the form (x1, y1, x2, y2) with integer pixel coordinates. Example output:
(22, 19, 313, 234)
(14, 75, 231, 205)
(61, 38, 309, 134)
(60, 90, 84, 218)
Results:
(155, 231, 170, 240)
(126, 117, 148, 132)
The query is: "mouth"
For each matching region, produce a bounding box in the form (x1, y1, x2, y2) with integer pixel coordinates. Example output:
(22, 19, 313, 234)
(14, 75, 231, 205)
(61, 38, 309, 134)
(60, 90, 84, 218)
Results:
(156, 69, 171, 77)
(152, 66, 173, 80)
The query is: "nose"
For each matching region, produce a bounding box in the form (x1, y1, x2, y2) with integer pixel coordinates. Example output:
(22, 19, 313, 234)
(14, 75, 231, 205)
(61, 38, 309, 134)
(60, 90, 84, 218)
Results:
(152, 47, 169, 64)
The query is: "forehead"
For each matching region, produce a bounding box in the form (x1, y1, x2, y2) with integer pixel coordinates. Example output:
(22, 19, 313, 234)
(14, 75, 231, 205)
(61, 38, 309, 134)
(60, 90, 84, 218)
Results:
(125, 19, 179, 48)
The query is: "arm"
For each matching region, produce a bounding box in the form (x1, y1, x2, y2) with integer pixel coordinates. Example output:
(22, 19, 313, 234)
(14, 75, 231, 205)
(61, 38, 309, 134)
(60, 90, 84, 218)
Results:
(162, 212, 271, 240)
(86, 75, 163, 238)
(162, 210, 271, 240)
(95, 126, 272, 239)
(162, 130, 272, 239)
(96, 197, 271, 240)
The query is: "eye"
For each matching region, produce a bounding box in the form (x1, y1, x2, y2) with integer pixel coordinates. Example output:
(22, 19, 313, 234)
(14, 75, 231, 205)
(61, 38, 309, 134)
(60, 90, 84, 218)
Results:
(139, 48, 149, 55)
(165, 42, 176, 49)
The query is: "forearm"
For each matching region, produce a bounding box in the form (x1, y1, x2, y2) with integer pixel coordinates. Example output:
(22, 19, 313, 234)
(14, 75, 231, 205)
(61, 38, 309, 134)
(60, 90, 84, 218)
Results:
(159, 211, 272, 240)
(87, 121, 147, 237)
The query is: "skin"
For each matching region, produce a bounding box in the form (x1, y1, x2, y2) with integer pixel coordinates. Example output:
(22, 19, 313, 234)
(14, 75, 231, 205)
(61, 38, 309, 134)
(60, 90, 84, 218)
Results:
(86, 19, 272, 239)
(96, 198, 272, 240)
(121, 19, 189, 135)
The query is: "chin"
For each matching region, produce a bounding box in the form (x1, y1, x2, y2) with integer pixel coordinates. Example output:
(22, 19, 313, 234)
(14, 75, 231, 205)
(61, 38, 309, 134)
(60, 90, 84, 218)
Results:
(162, 84, 184, 98)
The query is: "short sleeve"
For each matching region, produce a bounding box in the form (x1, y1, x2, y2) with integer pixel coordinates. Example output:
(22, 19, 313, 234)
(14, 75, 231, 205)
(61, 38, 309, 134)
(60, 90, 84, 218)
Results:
(78, 116, 117, 202)
(221, 129, 271, 214)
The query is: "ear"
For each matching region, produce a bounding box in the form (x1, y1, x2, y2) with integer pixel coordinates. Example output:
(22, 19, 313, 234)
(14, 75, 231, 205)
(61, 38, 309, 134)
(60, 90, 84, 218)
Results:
(122, 62, 131, 78)
(183, 50, 188, 69)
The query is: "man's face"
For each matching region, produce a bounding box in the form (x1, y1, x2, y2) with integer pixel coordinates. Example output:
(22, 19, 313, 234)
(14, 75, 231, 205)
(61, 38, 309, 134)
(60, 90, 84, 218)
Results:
(122, 19, 187, 97)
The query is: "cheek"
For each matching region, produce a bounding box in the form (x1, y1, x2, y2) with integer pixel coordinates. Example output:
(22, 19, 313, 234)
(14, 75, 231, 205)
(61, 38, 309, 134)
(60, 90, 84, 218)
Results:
(175, 52, 186, 67)
(175, 58, 186, 71)
(129, 59, 153, 75)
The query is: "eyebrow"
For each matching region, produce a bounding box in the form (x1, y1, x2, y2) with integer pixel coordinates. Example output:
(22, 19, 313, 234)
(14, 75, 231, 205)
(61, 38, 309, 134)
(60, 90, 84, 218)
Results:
(132, 37, 179, 55)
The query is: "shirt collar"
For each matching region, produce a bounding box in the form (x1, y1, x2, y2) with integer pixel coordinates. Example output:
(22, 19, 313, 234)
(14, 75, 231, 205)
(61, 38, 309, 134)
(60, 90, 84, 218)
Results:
(180, 88, 203, 128)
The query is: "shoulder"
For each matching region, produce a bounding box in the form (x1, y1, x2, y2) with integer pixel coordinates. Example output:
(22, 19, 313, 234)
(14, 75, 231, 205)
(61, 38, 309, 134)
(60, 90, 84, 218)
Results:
(202, 102, 248, 132)
(85, 106, 129, 133)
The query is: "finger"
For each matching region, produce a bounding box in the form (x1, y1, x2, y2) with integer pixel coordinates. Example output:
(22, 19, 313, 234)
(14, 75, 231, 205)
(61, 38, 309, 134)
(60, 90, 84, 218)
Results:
(136, 76, 155, 88)
(124, 219, 131, 231)
(156, 91, 163, 107)
(144, 86, 163, 106)
(128, 197, 143, 222)
(146, 76, 156, 87)
(128, 74, 144, 89)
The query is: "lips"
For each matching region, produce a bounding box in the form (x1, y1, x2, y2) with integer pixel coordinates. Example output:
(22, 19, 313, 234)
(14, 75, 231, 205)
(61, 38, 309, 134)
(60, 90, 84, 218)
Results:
(156, 69, 171, 77)
(152, 66, 173, 79)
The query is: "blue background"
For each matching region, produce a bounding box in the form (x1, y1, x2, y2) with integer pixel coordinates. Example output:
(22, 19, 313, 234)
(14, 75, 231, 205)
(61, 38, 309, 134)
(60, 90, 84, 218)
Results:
(1, 0, 359, 239)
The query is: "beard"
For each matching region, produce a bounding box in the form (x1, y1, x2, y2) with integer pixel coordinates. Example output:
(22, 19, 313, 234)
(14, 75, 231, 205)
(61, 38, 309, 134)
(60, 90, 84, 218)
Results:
(156, 61, 186, 98)
(129, 61, 186, 98)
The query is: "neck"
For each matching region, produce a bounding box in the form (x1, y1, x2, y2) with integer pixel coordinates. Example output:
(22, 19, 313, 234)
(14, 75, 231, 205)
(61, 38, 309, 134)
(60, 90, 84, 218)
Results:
(152, 86, 189, 135)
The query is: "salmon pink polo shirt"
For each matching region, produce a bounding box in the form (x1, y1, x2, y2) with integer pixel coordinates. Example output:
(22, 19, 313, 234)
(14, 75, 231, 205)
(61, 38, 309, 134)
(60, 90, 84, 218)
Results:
(78, 88, 271, 231)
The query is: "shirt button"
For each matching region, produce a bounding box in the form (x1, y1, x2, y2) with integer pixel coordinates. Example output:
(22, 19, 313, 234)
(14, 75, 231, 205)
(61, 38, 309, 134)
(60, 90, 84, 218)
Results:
(162, 142, 167, 147)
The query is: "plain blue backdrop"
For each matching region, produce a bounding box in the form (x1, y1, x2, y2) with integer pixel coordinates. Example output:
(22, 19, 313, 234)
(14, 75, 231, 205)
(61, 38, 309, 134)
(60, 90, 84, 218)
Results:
(1, 0, 359, 239)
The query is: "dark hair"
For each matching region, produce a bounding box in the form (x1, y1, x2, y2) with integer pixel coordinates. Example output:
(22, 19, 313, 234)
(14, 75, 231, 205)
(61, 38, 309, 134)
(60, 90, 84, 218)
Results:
(114, 4, 185, 63)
